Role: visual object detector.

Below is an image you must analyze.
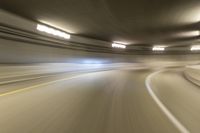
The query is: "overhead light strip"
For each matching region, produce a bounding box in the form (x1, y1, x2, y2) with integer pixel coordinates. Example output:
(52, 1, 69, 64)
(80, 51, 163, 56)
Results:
(191, 45, 200, 51)
(152, 46, 166, 51)
(112, 43, 126, 49)
(37, 24, 70, 39)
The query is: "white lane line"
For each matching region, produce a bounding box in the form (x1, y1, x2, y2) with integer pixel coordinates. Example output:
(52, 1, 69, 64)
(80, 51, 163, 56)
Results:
(145, 70, 190, 133)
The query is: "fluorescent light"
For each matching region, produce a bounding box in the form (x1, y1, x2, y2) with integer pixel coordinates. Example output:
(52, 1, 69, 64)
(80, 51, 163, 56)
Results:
(176, 30, 200, 37)
(112, 43, 126, 49)
(113, 41, 129, 45)
(191, 45, 200, 51)
(152, 46, 165, 51)
(37, 24, 70, 39)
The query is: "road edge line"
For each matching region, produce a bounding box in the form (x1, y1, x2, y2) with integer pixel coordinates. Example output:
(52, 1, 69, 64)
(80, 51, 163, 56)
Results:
(145, 70, 190, 133)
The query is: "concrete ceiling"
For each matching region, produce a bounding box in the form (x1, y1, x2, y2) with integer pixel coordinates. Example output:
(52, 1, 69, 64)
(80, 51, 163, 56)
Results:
(1, 0, 200, 46)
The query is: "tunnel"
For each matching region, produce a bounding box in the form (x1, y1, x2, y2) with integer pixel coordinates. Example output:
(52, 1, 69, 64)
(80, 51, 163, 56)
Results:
(0, 0, 200, 133)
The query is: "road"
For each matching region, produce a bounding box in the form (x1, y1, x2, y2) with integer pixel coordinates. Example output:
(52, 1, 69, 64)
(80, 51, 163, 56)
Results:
(0, 68, 199, 133)
(150, 69, 200, 133)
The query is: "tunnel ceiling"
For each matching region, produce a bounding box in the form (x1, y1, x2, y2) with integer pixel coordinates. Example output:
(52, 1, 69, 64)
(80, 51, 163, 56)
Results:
(1, 0, 200, 46)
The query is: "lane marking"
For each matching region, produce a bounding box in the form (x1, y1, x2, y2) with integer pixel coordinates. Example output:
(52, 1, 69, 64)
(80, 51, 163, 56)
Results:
(145, 70, 190, 133)
(0, 71, 86, 85)
(0, 73, 91, 97)
(0, 74, 54, 85)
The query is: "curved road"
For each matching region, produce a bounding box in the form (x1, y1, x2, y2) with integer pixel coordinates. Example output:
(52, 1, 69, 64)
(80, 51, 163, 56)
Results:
(150, 69, 200, 133)
(0, 68, 198, 133)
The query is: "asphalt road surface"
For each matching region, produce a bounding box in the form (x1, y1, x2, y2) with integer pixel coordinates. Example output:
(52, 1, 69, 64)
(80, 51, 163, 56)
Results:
(0, 68, 199, 133)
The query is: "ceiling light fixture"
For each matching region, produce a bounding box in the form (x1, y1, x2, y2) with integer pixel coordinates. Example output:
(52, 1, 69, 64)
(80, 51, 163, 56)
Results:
(112, 43, 126, 49)
(113, 41, 129, 45)
(175, 30, 200, 38)
(191, 45, 200, 51)
(37, 24, 70, 39)
(152, 46, 166, 51)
